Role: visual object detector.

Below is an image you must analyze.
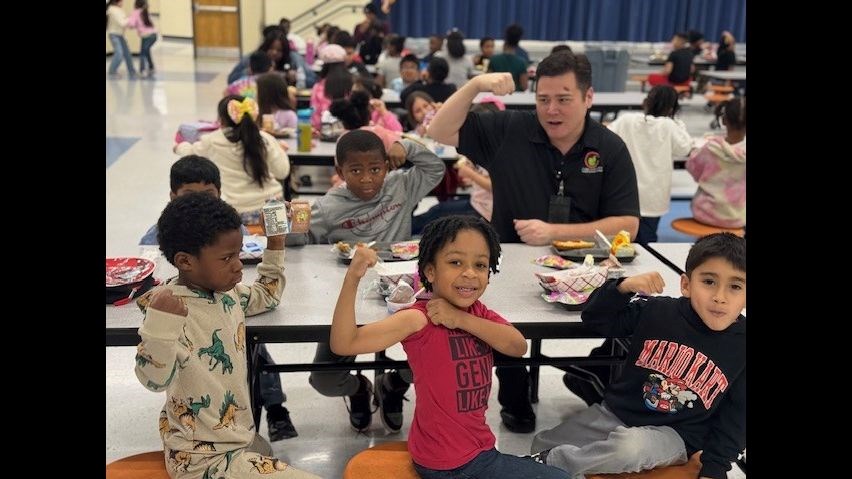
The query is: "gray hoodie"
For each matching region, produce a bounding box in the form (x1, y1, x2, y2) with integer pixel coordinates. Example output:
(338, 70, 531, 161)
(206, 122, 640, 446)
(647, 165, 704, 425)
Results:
(309, 138, 446, 244)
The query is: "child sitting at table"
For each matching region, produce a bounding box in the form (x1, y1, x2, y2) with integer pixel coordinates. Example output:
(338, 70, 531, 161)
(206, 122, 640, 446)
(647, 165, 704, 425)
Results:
(606, 85, 693, 243)
(307, 129, 444, 435)
(531, 232, 746, 479)
(134, 192, 319, 478)
(139, 155, 299, 441)
(686, 98, 746, 229)
(175, 96, 290, 228)
(330, 215, 569, 479)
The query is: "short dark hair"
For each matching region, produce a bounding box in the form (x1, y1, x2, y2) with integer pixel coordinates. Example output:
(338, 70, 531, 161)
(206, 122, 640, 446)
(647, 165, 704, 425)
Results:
(480, 36, 495, 47)
(535, 51, 592, 94)
(504, 23, 523, 46)
(363, 2, 377, 14)
(248, 50, 272, 74)
(427, 57, 449, 83)
(170, 155, 221, 193)
(685, 232, 746, 277)
(332, 31, 356, 49)
(335, 129, 387, 167)
(157, 193, 242, 265)
(550, 44, 572, 55)
(417, 215, 502, 292)
(399, 53, 419, 69)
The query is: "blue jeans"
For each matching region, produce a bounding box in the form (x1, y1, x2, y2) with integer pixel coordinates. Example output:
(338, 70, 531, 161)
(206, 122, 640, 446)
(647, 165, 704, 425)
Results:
(108, 33, 136, 76)
(139, 34, 157, 73)
(256, 344, 286, 406)
(413, 448, 570, 479)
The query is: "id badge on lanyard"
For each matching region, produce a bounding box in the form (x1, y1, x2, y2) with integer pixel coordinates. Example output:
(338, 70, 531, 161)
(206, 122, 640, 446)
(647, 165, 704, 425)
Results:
(548, 171, 571, 223)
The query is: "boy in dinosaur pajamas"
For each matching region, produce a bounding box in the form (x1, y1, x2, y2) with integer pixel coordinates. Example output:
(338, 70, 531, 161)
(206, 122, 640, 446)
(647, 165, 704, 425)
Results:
(134, 193, 320, 479)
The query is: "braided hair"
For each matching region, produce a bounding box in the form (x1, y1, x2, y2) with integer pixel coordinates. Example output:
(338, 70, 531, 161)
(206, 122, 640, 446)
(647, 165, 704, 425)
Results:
(417, 215, 501, 292)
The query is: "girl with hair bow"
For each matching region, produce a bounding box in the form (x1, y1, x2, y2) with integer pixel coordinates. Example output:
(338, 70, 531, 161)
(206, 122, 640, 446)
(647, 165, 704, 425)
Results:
(175, 96, 290, 226)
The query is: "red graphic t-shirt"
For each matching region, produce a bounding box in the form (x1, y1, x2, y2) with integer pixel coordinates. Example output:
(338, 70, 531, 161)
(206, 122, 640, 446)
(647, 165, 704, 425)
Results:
(402, 299, 510, 470)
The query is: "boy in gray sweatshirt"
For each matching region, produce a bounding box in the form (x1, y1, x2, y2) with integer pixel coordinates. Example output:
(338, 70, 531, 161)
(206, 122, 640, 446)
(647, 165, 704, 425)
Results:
(308, 129, 446, 435)
(308, 130, 445, 244)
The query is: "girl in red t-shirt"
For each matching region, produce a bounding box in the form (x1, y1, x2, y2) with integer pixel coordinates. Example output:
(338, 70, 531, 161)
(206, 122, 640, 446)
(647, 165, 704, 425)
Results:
(330, 215, 569, 478)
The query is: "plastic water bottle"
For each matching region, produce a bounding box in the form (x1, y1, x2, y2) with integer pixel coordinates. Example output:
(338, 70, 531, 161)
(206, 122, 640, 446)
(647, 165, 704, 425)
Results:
(297, 108, 313, 152)
(296, 66, 306, 89)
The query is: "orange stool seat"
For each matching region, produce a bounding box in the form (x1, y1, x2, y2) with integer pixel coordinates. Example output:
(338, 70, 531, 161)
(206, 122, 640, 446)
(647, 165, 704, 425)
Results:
(586, 452, 702, 479)
(671, 218, 745, 238)
(106, 451, 169, 479)
(245, 223, 264, 235)
(343, 441, 418, 479)
(673, 84, 693, 98)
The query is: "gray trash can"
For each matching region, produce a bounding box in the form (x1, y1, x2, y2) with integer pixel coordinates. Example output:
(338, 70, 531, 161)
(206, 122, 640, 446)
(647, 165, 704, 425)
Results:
(585, 47, 630, 92)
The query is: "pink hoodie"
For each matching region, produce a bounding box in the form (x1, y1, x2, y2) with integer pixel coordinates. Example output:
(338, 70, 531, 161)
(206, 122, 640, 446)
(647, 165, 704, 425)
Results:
(686, 135, 746, 228)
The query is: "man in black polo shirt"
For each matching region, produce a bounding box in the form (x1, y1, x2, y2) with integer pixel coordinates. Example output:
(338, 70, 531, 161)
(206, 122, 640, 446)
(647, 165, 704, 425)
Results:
(427, 53, 639, 432)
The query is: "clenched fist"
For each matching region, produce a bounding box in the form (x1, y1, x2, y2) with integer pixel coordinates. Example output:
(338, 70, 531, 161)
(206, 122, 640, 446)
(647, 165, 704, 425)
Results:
(148, 289, 188, 317)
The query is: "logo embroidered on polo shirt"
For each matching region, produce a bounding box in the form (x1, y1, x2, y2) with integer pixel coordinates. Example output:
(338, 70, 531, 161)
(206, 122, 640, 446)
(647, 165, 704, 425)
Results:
(581, 151, 603, 173)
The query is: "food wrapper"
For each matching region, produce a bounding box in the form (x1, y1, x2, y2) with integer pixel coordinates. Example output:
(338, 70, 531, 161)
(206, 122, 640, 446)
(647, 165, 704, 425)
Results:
(391, 240, 420, 260)
(535, 255, 608, 293)
(388, 279, 415, 303)
(541, 289, 592, 305)
(533, 255, 575, 270)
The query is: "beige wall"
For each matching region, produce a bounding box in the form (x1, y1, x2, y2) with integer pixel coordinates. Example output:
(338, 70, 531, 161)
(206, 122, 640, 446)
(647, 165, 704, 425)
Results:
(149, 0, 160, 14)
(160, 0, 193, 38)
(240, 0, 264, 55)
(264, 0, 362, 40)
(106, 0, 141, 54)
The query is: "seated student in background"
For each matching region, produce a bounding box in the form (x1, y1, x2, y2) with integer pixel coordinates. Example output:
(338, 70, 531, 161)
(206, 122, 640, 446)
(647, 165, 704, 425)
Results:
(421, 34, 444, 64)
(352, 76, 403, 132)
(714, 31, 737, 71)
(134, 193, 320, 478)
(375, 34, 406, 88)
(310, 44, 353, 130)
(332, 31, 371, 78)
(331, 215, 569, 479)
(403, 91, 439, 134)
(307, 130, 445, 435)
(487, 46, 529, 92)
(648, 32, 694, 87)
(400, 57, 458, 105)
(330, 90, 401, 150)
(687, 98, 746, 229)
(389, 54, 421, 94)
(606, 85, 693, 244)
(224, 51, 272, 99)
(438, 29, 475, 89)
(256, 72, 298, 131)
(531, 232, 746, 479)
(411, 99, 501, 234)
(175, 96, 290, 227)
(472, 36, 495, 70)
(139, 155, 298, 441)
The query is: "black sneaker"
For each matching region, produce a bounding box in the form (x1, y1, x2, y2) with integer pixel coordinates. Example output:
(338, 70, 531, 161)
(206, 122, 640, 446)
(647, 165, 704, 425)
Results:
(374, 372, 409, 433)
(524, 448, 551, 465)
(500, 405, 536, 433)
(345, 374, 374, 432)
(266, 405, 298, 441)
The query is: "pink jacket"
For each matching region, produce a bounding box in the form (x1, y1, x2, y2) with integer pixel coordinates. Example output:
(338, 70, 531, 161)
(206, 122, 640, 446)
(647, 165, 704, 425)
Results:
(126, 9, 156, 37)
(686, 136, 746, 228)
